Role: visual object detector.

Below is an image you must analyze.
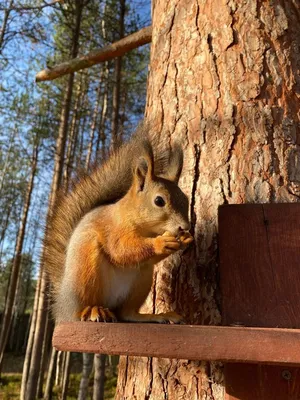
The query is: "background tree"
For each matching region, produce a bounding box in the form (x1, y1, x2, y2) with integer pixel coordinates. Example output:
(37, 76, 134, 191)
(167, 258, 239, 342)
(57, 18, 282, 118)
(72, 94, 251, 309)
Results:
(0, 0, 150, 398)
(116, 0, 300, 398)
(0, 141, 38, 369)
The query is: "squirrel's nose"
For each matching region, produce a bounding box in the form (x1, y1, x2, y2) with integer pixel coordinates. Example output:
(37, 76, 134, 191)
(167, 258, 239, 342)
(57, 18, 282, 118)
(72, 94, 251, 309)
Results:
(178, 222, 191, 232)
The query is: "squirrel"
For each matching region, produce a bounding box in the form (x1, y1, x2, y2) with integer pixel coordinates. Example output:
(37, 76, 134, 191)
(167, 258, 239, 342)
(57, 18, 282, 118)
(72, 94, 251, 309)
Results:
(44, 125, 193, 324)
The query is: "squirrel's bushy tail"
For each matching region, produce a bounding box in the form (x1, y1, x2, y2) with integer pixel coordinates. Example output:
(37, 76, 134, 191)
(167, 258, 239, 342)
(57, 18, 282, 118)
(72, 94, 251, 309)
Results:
(43, 125, 168, 295)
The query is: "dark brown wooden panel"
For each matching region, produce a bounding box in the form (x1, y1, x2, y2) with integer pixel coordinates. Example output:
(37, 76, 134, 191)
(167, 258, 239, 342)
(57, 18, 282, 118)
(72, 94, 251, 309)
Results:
(219, 204, 300, 399)
(53, 322, 300, 366)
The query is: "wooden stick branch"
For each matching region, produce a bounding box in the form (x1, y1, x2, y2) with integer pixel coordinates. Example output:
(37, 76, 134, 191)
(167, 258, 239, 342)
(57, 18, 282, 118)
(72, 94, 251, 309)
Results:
(36, 26, 152, 82)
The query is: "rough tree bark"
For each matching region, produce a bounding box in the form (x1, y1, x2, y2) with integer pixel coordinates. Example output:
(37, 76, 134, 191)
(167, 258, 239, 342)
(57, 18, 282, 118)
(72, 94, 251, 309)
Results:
(116, 0, 300, 399)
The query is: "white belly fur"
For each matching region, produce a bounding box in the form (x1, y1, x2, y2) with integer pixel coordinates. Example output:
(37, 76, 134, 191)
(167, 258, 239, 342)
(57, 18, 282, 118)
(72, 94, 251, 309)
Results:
(101, 260, 139, 309)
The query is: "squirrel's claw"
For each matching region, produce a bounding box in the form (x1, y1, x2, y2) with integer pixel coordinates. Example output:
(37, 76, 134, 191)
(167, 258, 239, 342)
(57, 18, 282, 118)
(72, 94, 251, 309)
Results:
(153, 234, 181, 255)
(80, 306, 117, 323)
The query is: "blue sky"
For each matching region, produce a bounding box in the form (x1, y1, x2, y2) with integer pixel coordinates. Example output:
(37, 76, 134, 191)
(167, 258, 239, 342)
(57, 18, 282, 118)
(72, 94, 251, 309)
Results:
(0, 0, 151, 270)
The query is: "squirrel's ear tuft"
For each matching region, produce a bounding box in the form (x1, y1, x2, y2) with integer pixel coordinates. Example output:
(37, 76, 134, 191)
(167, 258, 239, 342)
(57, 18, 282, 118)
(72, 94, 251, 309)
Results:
(163, 143, 184, 184)
(135, 155, 153, 191)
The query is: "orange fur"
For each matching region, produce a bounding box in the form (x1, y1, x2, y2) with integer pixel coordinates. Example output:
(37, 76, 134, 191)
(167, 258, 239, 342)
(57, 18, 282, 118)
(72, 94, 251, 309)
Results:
(75, 238, 104, 306)
(45, 129, 193, 324)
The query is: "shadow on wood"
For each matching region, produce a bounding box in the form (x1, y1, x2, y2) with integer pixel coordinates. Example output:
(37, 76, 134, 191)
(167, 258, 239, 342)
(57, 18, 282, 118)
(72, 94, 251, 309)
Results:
(219, 204, 300, 400)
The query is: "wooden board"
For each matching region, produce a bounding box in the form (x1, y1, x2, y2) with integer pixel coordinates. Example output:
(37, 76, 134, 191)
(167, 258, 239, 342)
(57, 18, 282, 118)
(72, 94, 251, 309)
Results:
(219, 204, 300, 399)
(53, 322, 300, 366)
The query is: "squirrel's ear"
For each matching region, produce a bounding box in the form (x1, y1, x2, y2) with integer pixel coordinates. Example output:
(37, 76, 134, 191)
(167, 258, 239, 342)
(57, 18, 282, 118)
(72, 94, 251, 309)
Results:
(134, 155, 153, 191)
(163, 144, 183, 184)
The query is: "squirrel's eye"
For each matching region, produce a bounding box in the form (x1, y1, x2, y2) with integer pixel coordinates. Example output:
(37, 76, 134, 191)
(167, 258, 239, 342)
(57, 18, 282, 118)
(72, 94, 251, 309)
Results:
(154, 196, 165, 207)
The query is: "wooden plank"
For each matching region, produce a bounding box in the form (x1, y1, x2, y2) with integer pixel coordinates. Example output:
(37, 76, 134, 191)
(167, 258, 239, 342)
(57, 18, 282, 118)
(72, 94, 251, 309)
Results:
(219, 204, 300, 399)
(53, 322, 300, 366)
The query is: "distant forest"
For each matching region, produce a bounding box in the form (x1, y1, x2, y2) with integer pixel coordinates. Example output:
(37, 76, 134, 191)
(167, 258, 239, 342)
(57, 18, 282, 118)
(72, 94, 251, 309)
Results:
(0, 1, 150, 398)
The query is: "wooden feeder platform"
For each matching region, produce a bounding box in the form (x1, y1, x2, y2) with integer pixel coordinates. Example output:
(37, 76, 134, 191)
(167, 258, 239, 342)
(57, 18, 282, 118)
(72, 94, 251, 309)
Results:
(53, 204, 300, 399)
(54, 322, 300, 366)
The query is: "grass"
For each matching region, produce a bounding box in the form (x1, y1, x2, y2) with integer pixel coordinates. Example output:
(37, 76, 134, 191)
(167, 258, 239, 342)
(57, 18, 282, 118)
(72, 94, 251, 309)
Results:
(0, 373, 117, 399)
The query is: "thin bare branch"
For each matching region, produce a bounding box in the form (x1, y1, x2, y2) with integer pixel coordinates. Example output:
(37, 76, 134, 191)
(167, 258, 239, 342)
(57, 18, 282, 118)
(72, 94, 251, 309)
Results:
(36, 25, 152, 82)
(0, 0, 62, 12)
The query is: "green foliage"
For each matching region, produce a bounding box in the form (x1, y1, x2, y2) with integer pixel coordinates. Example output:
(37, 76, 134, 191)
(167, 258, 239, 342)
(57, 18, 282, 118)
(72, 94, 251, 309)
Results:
(0, 373, 117, 399)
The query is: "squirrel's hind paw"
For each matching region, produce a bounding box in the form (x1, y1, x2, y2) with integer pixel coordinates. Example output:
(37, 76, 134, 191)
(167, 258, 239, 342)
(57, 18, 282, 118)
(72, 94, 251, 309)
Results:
(80, 306, 117, 323)
(157, 311, 185, 325)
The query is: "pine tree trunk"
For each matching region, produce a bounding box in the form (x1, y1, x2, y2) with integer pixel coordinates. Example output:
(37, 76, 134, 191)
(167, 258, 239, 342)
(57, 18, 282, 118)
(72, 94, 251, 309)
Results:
(77, 353, 93, 400)
(0, 143, 38, 368)
(85, 74, 102, 171)
(61, 352, 71, 400)
(0, 0, 13, 52)
(93, 354, 106, 400)
(95, 64, 109, 160)
(37, 315, 53, 399)
(95, 7, 109, 160)
(44, 347, 57, 400)
(116, 0, 300, 398)
(55, 351, 64, 387)
(20, 271, 42, 400)
(63, 75, 84, 191)
(0, 130, 14, 196)
(110, 0, 125, 150)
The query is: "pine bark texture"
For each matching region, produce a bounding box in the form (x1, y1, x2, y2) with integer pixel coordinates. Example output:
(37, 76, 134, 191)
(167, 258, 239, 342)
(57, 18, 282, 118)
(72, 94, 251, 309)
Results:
(116, 0, 300, 399)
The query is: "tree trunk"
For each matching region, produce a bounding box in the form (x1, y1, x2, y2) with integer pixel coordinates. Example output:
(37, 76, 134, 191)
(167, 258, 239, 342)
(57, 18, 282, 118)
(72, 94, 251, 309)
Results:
(76, 86, 90, 168)
(55, 350, 64, 387)
(116, 0, 300, 399)
(93, 354, 106, 400)
(44, 347, 57, 400)
(63, 75, 84, 191)
(61, 352, 71, 400)
(95, 63, 109, 161)
(95, 7, 109, 161)
(24, 3, 84, 399)
(0, 142, 38, 368)
(37, 315, 53, 399)
(77, 353, 93, 400)
(0, 129, 14, 196)
(20, 270, 42, 400)
(85, 74, 102, 171)
(0, 0, 13, 52)
(110, 0, 125, 150)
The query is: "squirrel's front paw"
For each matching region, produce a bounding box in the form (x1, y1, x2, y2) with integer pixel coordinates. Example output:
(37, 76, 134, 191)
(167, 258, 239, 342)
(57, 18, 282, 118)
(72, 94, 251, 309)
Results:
(80, 306, 117, 322)
(177, 230, 193, 249)
(153, 232, 181, 255)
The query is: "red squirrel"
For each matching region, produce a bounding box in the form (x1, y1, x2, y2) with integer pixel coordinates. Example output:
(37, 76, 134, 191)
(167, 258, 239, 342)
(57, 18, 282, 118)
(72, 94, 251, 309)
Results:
(44, 127, 193, 324)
